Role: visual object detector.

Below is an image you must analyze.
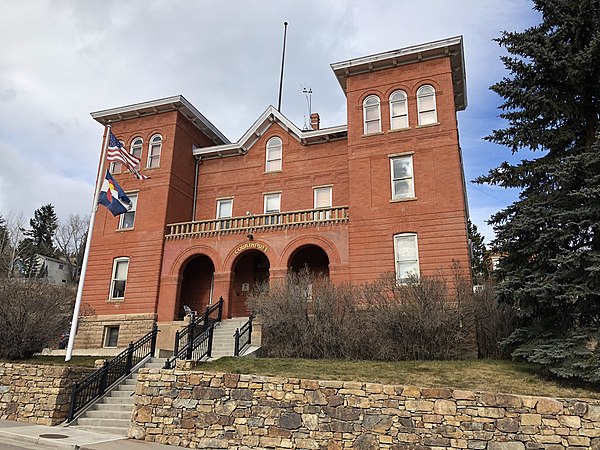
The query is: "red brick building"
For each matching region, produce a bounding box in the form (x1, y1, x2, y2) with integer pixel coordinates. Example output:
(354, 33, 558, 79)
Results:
(77, 36, 471, 351)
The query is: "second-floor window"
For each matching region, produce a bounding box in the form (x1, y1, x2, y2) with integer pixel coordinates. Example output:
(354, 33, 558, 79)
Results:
(363, 95, 381, 134)
(314, 186, 332, 220)
(264, 192, 281, 224)
(119, 193, 137, 229)
(390, 90, 408, 129)
(417, 85, 437, 125)
(266, 137, 282, 172)
(216, 198, 233, 229)
(110, 258, 129, 300)
(390, 155, 415, 200)
(131, 138, 143, 170)
(147, 134, 162, 168)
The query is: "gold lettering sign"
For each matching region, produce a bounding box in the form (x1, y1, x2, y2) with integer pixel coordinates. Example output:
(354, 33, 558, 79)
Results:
(234, 242, 268, 254)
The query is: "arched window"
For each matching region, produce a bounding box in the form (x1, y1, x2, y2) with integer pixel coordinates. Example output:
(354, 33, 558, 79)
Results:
(265, 137, 282, 172)
(363, 95, 381, 134)
(390, 90, 408, 129)
(147, 134, 162, 168)
(417, 85, 437, 125)
(130, 137, 143, 170)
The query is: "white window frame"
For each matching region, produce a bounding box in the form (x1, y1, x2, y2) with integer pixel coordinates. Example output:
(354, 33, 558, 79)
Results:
(363, 95, 381, 134)
(390, 155, 415, 200)
(390, 90, 409, 130)
(110, 258, 129, 300)
(147, 134, 162, 168)
(216, 198, 233, 229)
(417, 85, 437, 125)
(393, 233, 420, 282)
(103, 325, 120, 348)
(313, 186, 332, 220)
(130, 137, 143, 170)
(265, 137, 282, 172)
(118, 192, 137, 229)
(264, 192, 281, 225)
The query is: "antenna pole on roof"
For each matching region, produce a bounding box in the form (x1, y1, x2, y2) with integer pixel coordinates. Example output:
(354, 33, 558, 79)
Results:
(277, 21, 288, 112)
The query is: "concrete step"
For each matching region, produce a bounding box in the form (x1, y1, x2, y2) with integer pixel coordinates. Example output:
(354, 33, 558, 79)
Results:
(109, 390, 135, 398)
(102, 396, 133, 405)
(71, 425, 129, 436)
(76, 417, 131, 429)
(94, 403, 133, 412)
(84, 410, 132, 420)
(116, 383, 135, 391)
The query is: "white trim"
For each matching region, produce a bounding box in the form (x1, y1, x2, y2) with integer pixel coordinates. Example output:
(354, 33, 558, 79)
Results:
(389, 90, 408, 130)
(363, 95, 381, 134)
(313, 186, 332, 209)
(147, 134, 162, 168)
(216, 198, 233, 219)
(393, 233, 420, 282)
(417, 85, 438, 125)
(130, 137, 143, 170)
(118, 192, 138, 230)
(265, 136, 283, 172)
(263, 192, 281, 214)
(103, 325, 120, 348)
(390, 155, 415, 200)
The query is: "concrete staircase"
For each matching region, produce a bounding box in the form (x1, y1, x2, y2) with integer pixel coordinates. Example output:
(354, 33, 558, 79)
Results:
(210, 317, 250, 359)
(68, 357, 166, 436)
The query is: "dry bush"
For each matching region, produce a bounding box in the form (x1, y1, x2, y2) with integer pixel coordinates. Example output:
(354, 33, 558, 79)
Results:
(249, 270, 477, 361)
(0, 279, 74, 359)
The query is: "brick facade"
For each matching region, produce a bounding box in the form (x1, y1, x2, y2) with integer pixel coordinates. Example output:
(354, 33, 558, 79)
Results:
(79, 36, 471, 352)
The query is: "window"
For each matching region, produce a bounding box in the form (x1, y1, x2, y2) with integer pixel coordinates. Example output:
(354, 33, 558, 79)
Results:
(216, 198, 233, 229)
(390, 90, 408, 129)
(104, 326, 119, 348)
(313, 186, 332, 220)
(118, 193, 137, 229)
(130, 138, 143, 170)
(110, 258, 129, 300)
(264, 193, 281, 225)
(109, 140, 125, 173)
(390, 156, 415, 199)
(147, 134, 162, 168)
(266, 137, 282, 172)
(363, 95, 381, 134)
(394, 233, 419, 282)
(417, 85, 437, 125)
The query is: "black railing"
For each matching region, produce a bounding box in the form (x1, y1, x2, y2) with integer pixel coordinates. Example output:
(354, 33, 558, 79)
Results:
(67, 324, 158, 422)
(165, 298, 224, 368)
(234, 317, 253, 356)
(163, 323, 215, 369)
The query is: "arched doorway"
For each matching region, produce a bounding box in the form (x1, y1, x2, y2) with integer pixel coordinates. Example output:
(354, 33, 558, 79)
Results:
(178, 255, 215, 320)
(289, 245, 330, 277)
(230, 250, 270, 317)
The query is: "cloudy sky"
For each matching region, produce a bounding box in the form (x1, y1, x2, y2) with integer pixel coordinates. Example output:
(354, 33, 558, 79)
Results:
(0, 0, 540, 243)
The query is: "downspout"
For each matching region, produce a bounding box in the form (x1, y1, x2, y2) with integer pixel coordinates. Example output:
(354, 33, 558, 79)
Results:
(192, 154, 201, 221)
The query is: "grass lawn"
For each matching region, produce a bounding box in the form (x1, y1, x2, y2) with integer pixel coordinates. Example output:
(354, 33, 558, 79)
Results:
(200, 357, 600, 400)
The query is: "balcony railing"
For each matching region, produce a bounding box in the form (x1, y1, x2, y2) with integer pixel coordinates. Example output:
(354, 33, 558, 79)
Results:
(166, 206, 348, 240)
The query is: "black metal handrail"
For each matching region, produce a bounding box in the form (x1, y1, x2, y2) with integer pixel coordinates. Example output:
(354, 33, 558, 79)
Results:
(172, 298, 224, 358)
(234, 317, 253, 356)
(163, 322, 215, 369)
(67, 324, 158, 422)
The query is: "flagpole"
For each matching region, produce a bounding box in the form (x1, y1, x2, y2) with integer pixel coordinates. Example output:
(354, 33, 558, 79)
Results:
(65, 124, 111, 361)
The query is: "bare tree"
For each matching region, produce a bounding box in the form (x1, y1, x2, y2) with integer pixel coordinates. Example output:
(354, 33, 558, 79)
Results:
(54, 214, 89, 283)
(3, 212, 26, 278)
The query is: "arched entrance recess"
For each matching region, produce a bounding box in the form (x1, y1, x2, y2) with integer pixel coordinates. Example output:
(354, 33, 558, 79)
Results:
(230, 250, 270, 317)
(288, 244, 330, 277)
(178, 254, 215, 319)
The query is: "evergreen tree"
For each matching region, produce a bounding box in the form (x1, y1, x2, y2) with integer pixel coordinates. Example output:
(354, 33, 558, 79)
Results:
(468, 220, 490, 282)
(476, 0, 600, 381)
(25, 204, 58, 258)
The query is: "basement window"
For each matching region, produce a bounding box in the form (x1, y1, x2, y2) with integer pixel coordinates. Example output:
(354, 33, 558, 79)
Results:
(103, 326, 119, 348)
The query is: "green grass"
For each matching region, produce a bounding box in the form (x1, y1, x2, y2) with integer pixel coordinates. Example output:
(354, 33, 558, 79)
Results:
(0, 355, 99, 367)
(200, 357, 600, 400)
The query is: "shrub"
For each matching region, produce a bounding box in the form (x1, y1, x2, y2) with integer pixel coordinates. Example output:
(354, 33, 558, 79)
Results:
(0, 279, 74, 359)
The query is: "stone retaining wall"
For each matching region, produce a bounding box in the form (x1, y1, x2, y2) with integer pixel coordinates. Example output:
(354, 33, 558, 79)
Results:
(0, 363, 92, 425)
(131, 368, 600, 449)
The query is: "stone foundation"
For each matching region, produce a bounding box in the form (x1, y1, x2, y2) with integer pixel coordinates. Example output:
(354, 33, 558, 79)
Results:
(0, 363, 92, 425)
(76, 313, 156, 349)
(130, 369, 600, 449)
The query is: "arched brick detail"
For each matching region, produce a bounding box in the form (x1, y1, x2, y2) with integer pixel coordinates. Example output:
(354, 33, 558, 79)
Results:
(280, 235, 341, 268)
(169, 244, 222, 278)
(222, 241, 276, 272)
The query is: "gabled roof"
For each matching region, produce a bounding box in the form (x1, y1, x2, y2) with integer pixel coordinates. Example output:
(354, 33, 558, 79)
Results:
(331, 35, 467, 111)
(193, 106, 347, 160)
(91, 95, 230, 146)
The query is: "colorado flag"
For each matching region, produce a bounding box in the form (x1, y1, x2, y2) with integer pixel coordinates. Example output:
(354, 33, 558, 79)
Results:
(98, 170, 132, 216)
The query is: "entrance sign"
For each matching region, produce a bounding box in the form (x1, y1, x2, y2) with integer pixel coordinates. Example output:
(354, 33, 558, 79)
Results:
(234, 242, 268, 254)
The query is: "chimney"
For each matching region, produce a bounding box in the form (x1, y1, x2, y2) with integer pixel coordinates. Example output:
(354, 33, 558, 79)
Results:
(310, 113, 320, 130)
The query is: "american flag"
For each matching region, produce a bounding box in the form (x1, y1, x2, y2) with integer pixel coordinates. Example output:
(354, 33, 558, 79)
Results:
(107, 130, 149, 180)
